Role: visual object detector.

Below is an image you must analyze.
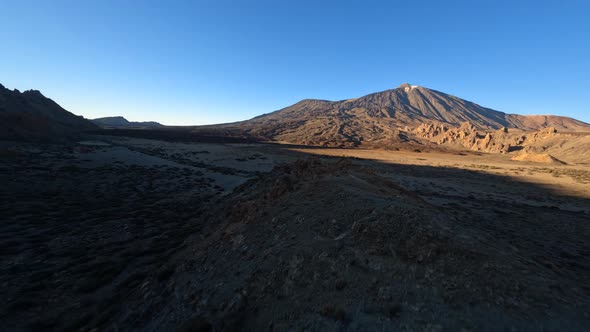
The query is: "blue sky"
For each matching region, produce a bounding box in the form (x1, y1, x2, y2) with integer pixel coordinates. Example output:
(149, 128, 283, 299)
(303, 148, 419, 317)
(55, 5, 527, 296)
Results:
(1, 0, 589, 125)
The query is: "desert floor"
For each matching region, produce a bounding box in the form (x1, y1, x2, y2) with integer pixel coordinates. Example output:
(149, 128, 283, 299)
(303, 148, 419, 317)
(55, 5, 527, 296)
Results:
(1, 137, 589, 331)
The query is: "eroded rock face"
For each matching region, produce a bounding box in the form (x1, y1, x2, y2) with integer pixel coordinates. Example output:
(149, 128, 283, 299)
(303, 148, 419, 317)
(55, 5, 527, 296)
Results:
(413, 122, 565, 155)
(413, 122, 511, 153)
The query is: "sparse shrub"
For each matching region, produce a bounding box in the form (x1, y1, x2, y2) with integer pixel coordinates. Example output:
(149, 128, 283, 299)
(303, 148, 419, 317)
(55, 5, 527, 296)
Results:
(319, 304, 347, 321)
(59, 164, 81, 173)
(157, 266, 174, 281)
(176, 316, 212, 332)
(385, 303, 402, 318)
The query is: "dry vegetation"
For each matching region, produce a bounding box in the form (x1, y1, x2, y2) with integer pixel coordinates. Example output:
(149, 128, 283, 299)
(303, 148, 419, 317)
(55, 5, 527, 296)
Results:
(1, 137, 589, 331)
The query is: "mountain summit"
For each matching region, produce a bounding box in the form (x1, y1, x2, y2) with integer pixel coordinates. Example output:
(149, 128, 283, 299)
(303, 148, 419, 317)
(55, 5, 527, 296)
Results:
(227, 83, 590, 147)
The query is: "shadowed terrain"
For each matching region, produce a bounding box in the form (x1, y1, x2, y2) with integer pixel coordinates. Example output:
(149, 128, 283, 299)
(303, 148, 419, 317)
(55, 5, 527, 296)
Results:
(0, 84, 97, 141)
(1, 138, 589, 331)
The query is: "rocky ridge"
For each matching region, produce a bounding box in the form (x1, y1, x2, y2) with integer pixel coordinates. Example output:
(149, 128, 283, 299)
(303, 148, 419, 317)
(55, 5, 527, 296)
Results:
(0, 83, 97, 141)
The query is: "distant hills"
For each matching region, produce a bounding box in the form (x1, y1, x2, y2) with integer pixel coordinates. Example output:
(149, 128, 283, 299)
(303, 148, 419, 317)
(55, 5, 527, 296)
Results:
(92, 116, 164, 129)
(0, 84, 97, 141)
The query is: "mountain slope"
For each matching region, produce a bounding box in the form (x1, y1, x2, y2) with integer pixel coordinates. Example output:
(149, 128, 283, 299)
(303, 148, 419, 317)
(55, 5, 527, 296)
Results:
(92, 116, 164, 129)
(0, 84, 98, 141)
(506, 114, 590, 132)
(228, 83, 590, 147)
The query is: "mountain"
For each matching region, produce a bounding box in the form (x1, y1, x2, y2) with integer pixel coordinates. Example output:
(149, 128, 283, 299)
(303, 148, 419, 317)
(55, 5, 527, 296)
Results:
(0, 84, 98, 141)
(224, 83, 590, 148)
(505, 114, 590, 132)
(92, 116, 164, 129)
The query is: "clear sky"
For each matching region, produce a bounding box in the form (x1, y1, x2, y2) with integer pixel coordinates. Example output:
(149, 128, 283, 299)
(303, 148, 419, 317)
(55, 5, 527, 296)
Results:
(1, 0, 589, 125)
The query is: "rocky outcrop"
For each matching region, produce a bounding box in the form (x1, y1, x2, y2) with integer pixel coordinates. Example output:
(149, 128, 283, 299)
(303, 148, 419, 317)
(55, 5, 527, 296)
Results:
(411, 122, 590, 163)
(511, 152, 566, 164)
(413, 122, 529, 154)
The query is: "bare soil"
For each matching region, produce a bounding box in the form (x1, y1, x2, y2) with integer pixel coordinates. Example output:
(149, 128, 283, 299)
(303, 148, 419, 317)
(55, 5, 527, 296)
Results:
(1, 137, 589, 331)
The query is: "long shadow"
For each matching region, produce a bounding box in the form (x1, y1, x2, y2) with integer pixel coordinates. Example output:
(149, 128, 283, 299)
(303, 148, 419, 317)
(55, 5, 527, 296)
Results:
(1, 140, 589, 331)
(88, 128, 256, 143)
(273, 148, 590, 280)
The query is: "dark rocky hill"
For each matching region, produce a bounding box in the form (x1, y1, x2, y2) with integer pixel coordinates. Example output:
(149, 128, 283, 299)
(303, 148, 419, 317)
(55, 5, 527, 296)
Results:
(0, 84, 98, 141)
(92, 116, 164, 129)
